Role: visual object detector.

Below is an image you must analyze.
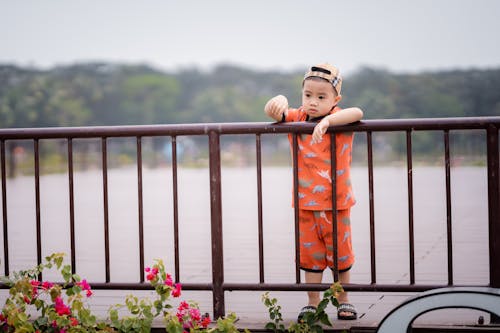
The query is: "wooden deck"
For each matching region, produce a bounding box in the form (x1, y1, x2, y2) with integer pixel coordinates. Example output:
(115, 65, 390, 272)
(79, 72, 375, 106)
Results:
(1, 289, 491, 332)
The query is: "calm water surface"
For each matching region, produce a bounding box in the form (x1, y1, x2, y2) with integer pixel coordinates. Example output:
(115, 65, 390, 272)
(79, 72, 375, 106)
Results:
(1, 166, 488, 287)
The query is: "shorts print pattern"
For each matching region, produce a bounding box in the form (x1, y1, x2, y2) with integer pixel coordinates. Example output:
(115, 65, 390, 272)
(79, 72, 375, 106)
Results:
(299, 209, 354, 272)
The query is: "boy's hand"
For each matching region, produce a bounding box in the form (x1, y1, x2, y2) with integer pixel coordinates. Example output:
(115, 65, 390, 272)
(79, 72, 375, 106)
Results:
(311, 118, 329, 144)
(264, 95, 288, 121)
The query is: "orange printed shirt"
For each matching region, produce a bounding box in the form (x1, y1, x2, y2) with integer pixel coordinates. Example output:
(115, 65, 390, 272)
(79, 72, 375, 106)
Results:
(285, 106, 356, 211)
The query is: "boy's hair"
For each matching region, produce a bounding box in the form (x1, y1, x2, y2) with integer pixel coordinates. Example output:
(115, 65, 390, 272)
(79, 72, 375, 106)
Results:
(303, 63, 342, 96)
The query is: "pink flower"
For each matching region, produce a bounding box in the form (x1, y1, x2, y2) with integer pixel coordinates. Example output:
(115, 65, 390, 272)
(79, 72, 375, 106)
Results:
(77, 279, 91, 290)
(176, 310, 184, 323)
(70, 317, 79, 326)
(42, 281, 54, 290)
(176, 301, 190, 323)
(178, 301, 189, 310)
(201, 314, 211, 328)
(54, 297, 71, 316)
(164, 274, 173, 287)
(76, 279, 92, 297)
(189, 308, 201, 321)
(171, 283, 181, 297)
(145, 267, 151, 272)
(146, 266, 160, 281)
(30, 280, 40, 297)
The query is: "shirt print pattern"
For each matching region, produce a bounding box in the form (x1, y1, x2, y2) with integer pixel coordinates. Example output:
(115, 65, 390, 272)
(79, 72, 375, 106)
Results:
(286, 107, 356, 211)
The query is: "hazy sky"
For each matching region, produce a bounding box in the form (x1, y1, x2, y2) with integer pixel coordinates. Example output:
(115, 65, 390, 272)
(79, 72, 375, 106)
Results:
(2, 0, 500, 74)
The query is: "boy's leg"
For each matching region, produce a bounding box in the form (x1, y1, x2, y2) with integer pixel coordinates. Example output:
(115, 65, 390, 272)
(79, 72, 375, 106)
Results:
(338, 269, 350, 303)
(298, 209, 326, 307)
(323, 209, 356, 319)
(329, 269, 356, 318)
(305, 271, 323, 307)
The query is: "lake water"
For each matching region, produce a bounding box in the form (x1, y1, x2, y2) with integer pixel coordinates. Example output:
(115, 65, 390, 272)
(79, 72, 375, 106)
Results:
(1, 165, 489, 287)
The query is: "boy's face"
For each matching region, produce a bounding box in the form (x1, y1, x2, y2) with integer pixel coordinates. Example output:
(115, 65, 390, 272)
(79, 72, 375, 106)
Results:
(302, 79, 341, 118)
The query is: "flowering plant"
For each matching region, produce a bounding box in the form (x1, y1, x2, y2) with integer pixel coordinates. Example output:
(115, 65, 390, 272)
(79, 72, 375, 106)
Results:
(0, 254, 237, 333)
(262, 282, 343, 333)
(108, 259, 214, 333)
(0, 252, 103, 332)
(1, 252, 334, 332)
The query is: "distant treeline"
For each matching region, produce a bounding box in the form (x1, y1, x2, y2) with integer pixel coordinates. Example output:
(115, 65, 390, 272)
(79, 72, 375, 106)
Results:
(1, 63, 499, 129)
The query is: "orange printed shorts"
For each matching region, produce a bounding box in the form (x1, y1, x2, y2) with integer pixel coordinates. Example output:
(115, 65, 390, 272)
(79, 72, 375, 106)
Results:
(299, 209, 354, 272)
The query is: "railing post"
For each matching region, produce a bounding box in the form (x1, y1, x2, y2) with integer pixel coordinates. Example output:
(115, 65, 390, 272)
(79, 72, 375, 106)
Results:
(330, 132, 338, 282)
(1, 140, 9, 276)
(486, 125, 500, 289)
(406, 130, 415, 284)
(292, 134, 301, 283)
(486, 125, 500, 324)
(208, 131, 225, 319)
(34, 139, 42, 280)
(67, 138, 76, 275)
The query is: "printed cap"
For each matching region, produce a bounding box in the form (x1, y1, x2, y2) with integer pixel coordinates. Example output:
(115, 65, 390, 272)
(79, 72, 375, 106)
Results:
(303, 63, 342, 95)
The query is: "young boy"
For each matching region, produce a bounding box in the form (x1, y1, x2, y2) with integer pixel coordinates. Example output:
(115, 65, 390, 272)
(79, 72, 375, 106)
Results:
(264, 63, 363, 321)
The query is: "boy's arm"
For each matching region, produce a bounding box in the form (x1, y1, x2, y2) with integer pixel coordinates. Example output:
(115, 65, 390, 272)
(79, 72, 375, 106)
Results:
(311, 107, 363, 144)
(264, 95, 289, 122)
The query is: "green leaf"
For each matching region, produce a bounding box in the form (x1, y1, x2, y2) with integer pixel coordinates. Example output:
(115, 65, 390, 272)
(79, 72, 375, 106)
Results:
(109, 309, 119, 322)
(66, 287, 75, 296)
(332, 298, 340, 307)
(165, 319, 183, 333)
(54, 256, 64, 269)
(265, 322, 276, 330)
(319, 312, 332, 326)
(317, 298, 328, 312)
(302, 311, 315, 324)
(154, 299, 163, 312)
(61, 265, 72, 282)
(33, 316, 48, 327)
(311, 324, 324, 333)
(34, 298, 44, 310)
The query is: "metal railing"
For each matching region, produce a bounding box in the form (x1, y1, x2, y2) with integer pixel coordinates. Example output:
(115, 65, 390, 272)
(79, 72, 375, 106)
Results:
(1, 117, 499, 319)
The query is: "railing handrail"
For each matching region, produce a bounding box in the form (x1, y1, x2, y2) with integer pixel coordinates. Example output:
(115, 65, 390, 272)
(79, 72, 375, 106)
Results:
(1, 116, 500, 139)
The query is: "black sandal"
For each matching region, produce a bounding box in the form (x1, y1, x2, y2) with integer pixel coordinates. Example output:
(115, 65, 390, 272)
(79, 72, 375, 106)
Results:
(337, 303, 357, 320)
(297, 305, 317, 322)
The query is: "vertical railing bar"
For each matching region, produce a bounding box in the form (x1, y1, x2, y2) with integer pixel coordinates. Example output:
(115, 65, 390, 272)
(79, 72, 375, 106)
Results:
(137, 137, 145, 283)
(256, 134, 265, 283)
(171, 136, 180, 282)
(330, 132, 339, 282)
(208, 131, 225, 319)
(101, 138, 111, 283)
(34, 139, 42, 280)
(367, 132, 377, 284)
(444, 130, 453, 285)
(406, 130, 415, 284)
(1, 140, 9, 276)
(486, 125, 500, 324)
(486, 125, 500, 288)
(292, 133, 301, 284)
(67, 138, 76, 274)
